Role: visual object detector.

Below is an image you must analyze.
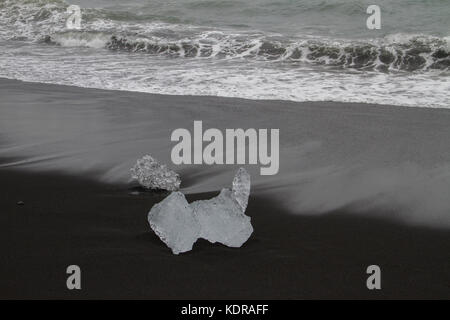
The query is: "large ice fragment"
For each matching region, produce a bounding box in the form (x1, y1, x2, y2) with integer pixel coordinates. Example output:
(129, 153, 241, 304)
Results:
(191, 188, 253, 247)
(147, 168, 253, 254)
(147, 192, 200, 255)
(131, 155, 181, 191)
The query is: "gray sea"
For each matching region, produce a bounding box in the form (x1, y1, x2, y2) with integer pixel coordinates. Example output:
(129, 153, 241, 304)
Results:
(0, 0, 449, 107)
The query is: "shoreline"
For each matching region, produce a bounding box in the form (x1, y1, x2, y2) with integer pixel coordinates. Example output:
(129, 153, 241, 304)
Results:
(1, 76, 448, 111)
(2, 78, 450, 227)
(1, 77, 450, 298)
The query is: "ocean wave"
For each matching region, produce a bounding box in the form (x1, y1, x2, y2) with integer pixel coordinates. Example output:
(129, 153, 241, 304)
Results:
(43, 31, 450, 72)
(0, 0, 66, 40)
(2, 0, 449, 73)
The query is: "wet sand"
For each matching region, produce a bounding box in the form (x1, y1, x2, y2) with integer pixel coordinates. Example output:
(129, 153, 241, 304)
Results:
(1, 78, 450, 299)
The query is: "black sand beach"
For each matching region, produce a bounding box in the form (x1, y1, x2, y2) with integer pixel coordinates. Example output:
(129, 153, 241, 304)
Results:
(1, 168, 450, 299)
(1, 78, 450, 299)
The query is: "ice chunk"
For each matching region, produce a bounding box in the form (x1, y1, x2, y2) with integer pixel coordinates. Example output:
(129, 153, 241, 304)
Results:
(131, 155, 181, 191)
(147, 192, 200, 255)
(191, 188, 253, 248)
(231, 167, 251, 212)
(147, 168, 253, 254)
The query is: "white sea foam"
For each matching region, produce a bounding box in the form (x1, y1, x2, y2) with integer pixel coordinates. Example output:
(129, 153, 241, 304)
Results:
(0, 44, 448, 108)
(50, 31, 110, 48)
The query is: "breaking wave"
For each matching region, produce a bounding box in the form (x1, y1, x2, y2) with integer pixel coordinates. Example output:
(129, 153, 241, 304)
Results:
(2, 0, 449, 73)
(0, 0, 448, 109)
(102, 33, 450, 72)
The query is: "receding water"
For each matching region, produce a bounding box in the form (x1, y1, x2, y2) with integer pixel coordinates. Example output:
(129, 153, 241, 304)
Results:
(0, 0, 449, 107)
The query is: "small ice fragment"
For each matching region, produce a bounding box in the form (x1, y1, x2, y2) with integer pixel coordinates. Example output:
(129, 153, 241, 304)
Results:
(232, 167, 251, 212)
(191, 188, 253, 248)
(131, 155, 181, 191)
(147, 192, 200, 255)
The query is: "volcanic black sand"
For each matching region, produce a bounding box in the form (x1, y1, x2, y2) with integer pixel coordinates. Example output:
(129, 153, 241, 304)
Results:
(0, 168, 449, 299)
(0, 78, 450, 299)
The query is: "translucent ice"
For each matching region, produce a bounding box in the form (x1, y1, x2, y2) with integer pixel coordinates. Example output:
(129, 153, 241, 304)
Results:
(191, 188, 253, 248)
(231, 167, 251, 212)
(147, 168, 253, 254)
(147, 192, 200, 255)
(131, 155, 181, 191)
